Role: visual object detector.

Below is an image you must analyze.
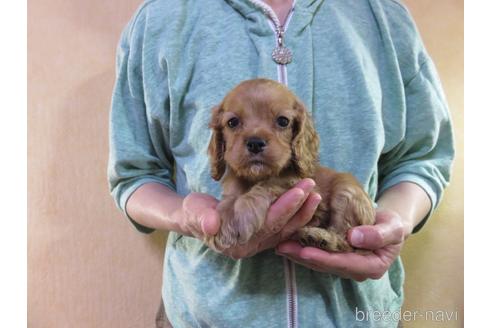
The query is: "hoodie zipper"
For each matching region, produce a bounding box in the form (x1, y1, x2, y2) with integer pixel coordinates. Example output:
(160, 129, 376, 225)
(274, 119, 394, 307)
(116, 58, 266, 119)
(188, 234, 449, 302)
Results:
(273, 9, 298, 328)
(248, 3, 297, 327)
(283, 257, 298, 328)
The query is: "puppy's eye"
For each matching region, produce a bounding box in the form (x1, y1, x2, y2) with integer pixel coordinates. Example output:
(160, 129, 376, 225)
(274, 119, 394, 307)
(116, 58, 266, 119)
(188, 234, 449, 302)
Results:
(227, 117, 240, 129)
(276, 116, 290, 128)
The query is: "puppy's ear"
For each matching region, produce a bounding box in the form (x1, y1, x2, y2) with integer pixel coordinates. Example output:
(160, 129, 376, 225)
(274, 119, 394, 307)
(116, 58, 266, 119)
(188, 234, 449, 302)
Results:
(208, 104, 226, 181)
(291, 100, 319, 177)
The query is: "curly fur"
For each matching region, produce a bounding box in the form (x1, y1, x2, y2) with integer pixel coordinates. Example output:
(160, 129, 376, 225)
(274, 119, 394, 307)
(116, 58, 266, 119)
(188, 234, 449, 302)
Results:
(207, 79, 375, 252)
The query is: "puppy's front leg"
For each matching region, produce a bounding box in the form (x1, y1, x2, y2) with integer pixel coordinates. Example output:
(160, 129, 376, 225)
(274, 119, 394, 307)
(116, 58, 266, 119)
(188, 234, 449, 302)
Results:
(217, 184, 286, 248)
(211, 196, 238, 250)
(233, 186, 278, 244)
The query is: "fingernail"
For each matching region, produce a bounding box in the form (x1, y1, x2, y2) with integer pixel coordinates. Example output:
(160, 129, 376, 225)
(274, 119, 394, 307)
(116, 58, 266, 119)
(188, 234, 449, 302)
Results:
(306, 178, 316, 187)
(351, 229, 364, 247)
(201, 212, 219, 237)
(293, 189, 305, 202)
(300, 253, 310, 260)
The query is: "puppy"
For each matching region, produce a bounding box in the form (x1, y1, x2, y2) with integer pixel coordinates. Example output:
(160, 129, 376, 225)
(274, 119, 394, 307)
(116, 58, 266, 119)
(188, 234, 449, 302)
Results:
(207, 79, 375, 253)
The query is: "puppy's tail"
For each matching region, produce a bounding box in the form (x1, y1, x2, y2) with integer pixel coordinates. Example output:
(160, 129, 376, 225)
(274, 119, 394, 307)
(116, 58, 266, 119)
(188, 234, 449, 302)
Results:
(297, 227, 353, 252)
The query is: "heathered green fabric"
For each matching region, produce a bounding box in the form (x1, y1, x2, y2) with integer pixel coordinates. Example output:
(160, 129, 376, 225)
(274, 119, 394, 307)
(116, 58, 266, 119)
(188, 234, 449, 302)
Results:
(108, 0, 454, 327)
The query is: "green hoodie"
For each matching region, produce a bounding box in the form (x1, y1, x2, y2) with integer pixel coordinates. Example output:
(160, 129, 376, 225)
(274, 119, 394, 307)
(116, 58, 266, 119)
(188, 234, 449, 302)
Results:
(108, 0, 454, 327)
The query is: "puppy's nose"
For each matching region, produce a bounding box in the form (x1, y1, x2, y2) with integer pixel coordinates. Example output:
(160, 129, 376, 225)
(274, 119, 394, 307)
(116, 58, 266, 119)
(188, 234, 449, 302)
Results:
(246, 137, 267, 154)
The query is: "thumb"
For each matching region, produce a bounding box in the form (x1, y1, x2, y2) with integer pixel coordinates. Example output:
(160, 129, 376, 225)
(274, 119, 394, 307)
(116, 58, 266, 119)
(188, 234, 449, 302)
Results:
(200, 208, 221, 237)
(348, 217, 405, 250)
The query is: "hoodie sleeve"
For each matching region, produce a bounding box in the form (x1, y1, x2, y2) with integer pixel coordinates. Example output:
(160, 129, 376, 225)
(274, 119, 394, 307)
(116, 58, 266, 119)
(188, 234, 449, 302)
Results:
(107, 7, 175, 233)
(377, 59, 455, 233)
(376, 1, 455, 233)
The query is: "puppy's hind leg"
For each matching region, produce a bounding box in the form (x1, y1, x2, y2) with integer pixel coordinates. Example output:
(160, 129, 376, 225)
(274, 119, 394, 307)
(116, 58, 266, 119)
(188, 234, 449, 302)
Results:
(298, 226, 353, 252)
(297, 198, 353, 252)
(298, 175, 375, 253)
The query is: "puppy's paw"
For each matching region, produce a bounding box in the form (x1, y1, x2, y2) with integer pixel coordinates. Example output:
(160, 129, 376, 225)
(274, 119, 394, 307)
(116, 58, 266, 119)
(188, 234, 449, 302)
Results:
(232, 195, 267, 244)
(308, 200, 330, 227)
(298, 227, 353, 252)
(212, 195, 267, 250)
(212, 198, 239, 250)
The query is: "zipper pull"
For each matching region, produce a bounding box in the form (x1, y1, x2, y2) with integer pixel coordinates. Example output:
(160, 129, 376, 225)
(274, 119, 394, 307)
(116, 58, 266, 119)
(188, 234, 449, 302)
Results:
(272, 26, 293, 65)
(277, 27, 285, 47)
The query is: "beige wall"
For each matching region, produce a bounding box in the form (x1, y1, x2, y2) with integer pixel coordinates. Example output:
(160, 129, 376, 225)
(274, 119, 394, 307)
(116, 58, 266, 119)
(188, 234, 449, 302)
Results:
(28, 0, 463, 327)
(400, 1, 464, 327)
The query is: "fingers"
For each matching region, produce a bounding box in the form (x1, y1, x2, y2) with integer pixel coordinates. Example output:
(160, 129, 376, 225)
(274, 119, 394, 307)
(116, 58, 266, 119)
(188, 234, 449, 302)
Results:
(183, 192, 220, 212)
(218, 189, 318, 260)
(219, 197, 321, 258)
(276, 240, 303, 254)
(293, 178, 317, 193)
(182, 192, 221, 238)
(348, 209, 405, 250)
(279, 192, 322, 239)
(276, 241, 392, 280)
(265, 179, 316, 233)
(275, 241, 341, 274)
(242, 180, 319, 256)
(205, 179, 317, 259)
(200, 207, 221, 237)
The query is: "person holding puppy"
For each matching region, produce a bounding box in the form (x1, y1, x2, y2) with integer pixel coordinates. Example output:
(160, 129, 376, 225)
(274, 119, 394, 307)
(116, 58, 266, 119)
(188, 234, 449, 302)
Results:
(108, 0, 454, 327)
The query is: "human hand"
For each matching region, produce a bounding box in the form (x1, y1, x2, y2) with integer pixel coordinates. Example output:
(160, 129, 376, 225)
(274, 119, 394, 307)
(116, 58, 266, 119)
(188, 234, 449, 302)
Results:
(275, 208, 408, 281)
(211, 179, 322, 259)
(179, 192, 221, 240)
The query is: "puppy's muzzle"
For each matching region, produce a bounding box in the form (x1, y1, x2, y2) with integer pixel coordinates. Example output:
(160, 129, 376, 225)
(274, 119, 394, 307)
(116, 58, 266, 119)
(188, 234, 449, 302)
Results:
(246, 137, 267, 154)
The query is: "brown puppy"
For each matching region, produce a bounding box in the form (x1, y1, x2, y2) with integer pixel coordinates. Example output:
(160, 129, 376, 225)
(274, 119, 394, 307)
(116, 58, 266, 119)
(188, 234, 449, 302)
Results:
(207, 79, 375, 252)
